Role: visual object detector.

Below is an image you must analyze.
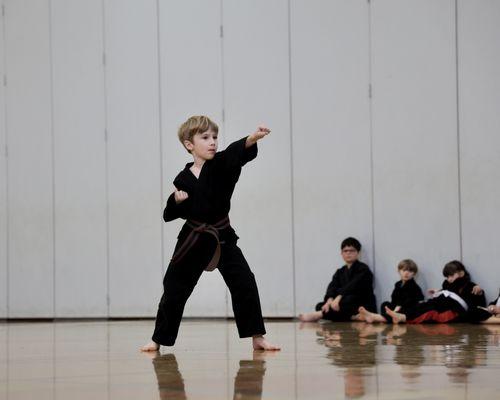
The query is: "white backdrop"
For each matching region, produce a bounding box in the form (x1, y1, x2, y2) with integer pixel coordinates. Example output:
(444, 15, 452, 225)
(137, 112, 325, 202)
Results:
(0, 0, 499, 318)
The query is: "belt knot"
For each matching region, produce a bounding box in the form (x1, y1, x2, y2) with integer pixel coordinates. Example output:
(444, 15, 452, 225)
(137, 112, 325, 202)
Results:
(170, 216, 230, 271)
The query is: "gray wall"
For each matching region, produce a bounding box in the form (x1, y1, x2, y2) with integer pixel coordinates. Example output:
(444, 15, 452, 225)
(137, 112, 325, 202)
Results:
(0, 0, 499, 318)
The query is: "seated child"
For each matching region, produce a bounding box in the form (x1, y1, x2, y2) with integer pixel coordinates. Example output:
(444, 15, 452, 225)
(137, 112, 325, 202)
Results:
(359, 259, 424, 323)
(478, 290, 500, 324)
(299, 237, 376, 322)
(384, 260, 486, 324)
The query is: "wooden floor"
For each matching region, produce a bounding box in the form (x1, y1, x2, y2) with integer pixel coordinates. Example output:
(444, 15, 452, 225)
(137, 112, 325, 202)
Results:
(1, 320, 499, 399)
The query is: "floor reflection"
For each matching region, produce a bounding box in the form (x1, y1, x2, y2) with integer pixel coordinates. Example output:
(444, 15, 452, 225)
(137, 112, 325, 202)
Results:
(315, 323, 384, 398)
(152, 353, 187, 400)
(312, 321, 500, 397)
(151, 351, 267, 400)
(1, 320, 499, 399)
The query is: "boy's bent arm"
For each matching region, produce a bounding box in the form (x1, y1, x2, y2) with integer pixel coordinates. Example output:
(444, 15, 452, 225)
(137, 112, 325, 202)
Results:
(324, 271, 341, 301)
(163, 193, 186, 222)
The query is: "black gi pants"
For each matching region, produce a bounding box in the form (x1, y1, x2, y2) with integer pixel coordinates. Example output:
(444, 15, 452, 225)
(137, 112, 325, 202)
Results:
(315, 294, 375, 322)
(152, 233, 266, 346)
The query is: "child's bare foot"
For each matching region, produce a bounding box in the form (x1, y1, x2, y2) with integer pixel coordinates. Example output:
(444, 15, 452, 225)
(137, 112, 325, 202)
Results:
(140, 340, 160, 352)
(358, 306, 387, 323)
(252, 335, 281, 351)
(351, 313, 365, 321)
(298, 311, 322, 322)
(385, 306, 406, 324)
(358, 307, 374, 323)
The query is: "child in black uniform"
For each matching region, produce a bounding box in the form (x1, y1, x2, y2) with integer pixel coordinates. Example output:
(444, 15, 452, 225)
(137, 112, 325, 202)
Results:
(477, 290, 500, 324)
(298, 237, 376, 322)
(358, 259, 424, 323)
(385, 260, 486, 324)
(141, 115, 279, 351)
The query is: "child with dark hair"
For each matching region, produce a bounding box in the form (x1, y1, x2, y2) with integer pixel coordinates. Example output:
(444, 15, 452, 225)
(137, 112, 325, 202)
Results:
(299, 237, 376, 322)
(358, 259, 424, 323)
(385, 260, 486, 324)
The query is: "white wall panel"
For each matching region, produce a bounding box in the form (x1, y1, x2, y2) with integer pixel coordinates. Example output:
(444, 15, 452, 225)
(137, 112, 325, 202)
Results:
(291, 0, 372, 314)
(0, 4, 7, 319)
(223, 0, 294, 316)
(5, 0, 54, 317)
(371, 0, 460, 304)
(159, 0, 226, 317)
(458, 0, 500, 303)
(105, 0, 162, 317)
(51, 0, 107, 317)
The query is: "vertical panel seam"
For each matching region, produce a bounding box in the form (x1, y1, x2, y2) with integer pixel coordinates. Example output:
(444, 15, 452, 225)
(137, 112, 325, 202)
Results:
(220, 0, 228, 317)
(48, 0, 56, 318)
(368, 0, 376, 280)
(455, 0, 463, 261)
(101, 0, 110, 318)
(156, 0, 165, 284)
(2, 0, 10, 318)
(287, 0, 297, 317)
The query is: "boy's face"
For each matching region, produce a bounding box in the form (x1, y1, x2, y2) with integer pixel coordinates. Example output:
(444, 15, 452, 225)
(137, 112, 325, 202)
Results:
(341, 246, 359, 265)
(399, 268, 415, 282)
(184, 129, 218, 161)
(446, 271, 464, 283)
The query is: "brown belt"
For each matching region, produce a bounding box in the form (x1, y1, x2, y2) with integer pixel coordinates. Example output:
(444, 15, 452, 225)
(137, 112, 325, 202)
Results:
(170, 216, 231, 271)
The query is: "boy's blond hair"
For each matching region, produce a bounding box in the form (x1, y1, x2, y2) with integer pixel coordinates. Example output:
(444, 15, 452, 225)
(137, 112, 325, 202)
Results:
(178, 115, 219, 153)
(397, 259, 418, 274)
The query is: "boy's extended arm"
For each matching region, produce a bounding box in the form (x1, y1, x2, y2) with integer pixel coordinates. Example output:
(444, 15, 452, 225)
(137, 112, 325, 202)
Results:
(245, 126, 270, 148)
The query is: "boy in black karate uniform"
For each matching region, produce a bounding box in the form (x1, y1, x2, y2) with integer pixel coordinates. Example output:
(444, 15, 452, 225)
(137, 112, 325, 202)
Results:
(141, 116, 279, 351)
(299, 237, 376, 322)
(358, 259, 424, 323)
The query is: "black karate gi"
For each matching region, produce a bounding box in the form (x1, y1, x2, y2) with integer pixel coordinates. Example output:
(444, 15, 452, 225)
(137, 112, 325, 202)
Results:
(475, 290, 500, 322)
(152, 137, 266, 346)
(380, 278, 424, 321)
(315, 260, 376, 321)
(403, 277, 486, 324)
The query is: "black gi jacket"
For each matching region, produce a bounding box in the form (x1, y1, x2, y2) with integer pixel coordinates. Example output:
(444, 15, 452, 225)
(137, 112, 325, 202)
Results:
(163, 136, 257, 243)
(390, 279, 424, 310)
(441, 277, 486, 321)
(323, 260, 377, 312)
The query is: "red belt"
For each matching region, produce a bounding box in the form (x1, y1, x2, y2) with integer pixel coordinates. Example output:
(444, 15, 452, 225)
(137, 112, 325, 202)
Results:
(170, 216, 231, 271)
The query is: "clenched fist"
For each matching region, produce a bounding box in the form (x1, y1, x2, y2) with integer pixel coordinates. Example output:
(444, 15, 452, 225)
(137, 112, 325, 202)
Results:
(174, 187, 189, 204)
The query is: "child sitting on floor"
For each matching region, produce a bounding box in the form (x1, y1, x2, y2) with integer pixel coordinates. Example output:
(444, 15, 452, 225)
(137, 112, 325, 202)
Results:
(299, 237, 376, 322)
(359, 259, 424, 323)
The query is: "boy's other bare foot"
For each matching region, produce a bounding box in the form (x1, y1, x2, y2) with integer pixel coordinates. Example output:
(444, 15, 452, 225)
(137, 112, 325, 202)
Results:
(140, 340, 160, 352)
(358, 307, 374, 323)
(252, 335, 281, 351)
(298, 311, 322, 322)
(358, 306, 387, 323)
(385, 306, 406, 324)
(351, 313, 365, 321)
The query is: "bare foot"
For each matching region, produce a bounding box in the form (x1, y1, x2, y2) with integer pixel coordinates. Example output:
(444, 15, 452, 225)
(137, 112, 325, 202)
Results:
(358, 307, 374, 323)
(385, 306, 406, 324)
(298, 311, 322, 322)
(351, 313, 365, 321)
(359, 306, 387, 323)
(140, 340, 160, 352)
(252, 335, 281, 351)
